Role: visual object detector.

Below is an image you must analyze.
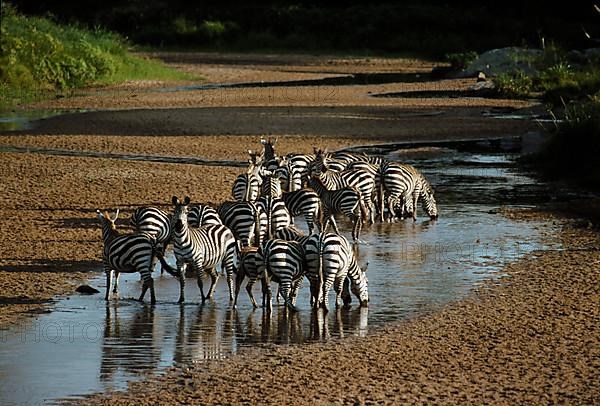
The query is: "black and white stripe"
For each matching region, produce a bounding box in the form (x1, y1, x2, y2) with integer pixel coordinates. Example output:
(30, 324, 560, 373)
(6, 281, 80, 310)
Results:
(234, 247, 269, 308)
(256, 238, 306, 312)
(281, 189, 322, 234)
(308, 177, 367, 242)
(187, 203, 222, 227)
(311, 149, 376, 223)
(98, 210, 172, 304)
(303, 232, 369, 311)
(130, 206, 172, 248)
(379, 162, 438, 221)
(231, 150, 262, 201)
(218, 201, 264, 248)
(172, 196, 238, 304)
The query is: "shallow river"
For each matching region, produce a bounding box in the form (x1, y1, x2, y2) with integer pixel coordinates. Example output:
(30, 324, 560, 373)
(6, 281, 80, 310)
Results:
(0, 142, 557, 404)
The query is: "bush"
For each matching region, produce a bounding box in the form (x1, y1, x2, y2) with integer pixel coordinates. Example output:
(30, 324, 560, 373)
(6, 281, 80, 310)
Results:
(532, 101, 600, 189)
(0, 3, 191, 109)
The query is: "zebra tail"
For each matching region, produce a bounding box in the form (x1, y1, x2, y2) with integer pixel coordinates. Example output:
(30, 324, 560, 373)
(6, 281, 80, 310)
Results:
(358, 196, 368, 224)
(317, 234, 324, 308)
(316, 199, 324, 232)
(252, 203, 261, 247)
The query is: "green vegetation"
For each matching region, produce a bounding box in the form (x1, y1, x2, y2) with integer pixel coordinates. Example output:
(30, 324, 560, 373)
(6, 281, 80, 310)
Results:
(0, 4, 192, 110)
(497, 46, 600, 190)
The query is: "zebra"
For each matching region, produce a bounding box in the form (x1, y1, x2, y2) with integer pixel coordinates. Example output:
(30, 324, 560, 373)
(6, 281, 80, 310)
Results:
(218, 201, 264, 248)
(260, 137, 278, 167)
(256, 238, 306, 312)
(256, 170, 291, 241)
(280, 188, 322, 234)
(272, 157, 303, 193)
(308, 176, 368, 242)
(283, 152, 316, 188)
(187, 203, 222, 227)
(310, 148, 376, 223)
(379, 162, 438, 221)
(97, 209, 175, 304)
(231, 150, 262, 202)
(303, 232, 369, 312)
(273, 227, 368, 310)
(332, 150, 386, 166)
(234, 246, 269, 308)
(171, 196, 238, 304)
(129, 206, 173, 274)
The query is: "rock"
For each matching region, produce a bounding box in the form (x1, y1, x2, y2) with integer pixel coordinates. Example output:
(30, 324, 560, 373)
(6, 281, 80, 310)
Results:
(476, 72, 487, 82)
(460, 47, 543, 78)
(76, 284, 100, 294)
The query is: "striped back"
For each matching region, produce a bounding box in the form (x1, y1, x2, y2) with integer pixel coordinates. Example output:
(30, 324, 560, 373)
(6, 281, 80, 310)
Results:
(99, 210, 155, 277)
(232, 173, 260, 202)
(285, 153, 315, 188)
(218, 201, 264, 247)
(380, 161, 419, 199)
(274, 225, 309, 244)
(260, 170, 283, 198)
(188, 204, 222, 227)
(308, 177, 364, 220)
(257, 196, 291, 240)
(130, 206, 172, 245)
(256, 239, 305, 284)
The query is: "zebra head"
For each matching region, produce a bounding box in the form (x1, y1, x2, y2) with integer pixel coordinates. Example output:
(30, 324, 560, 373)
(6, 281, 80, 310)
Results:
(260, 136, 278, 162)
(309, 148, 328, 176)
(96, 209, 119, 229)
(352, 263, 369, 307)
(171, 196, 191, 232)
(420, 180, 438, 220)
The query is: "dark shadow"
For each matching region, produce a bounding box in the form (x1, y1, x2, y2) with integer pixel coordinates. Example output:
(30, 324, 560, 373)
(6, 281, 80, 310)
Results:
(0, 259, 101, 273)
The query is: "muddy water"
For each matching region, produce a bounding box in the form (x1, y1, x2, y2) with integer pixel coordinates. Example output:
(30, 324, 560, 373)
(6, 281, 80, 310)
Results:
(0, 146, 557, 404)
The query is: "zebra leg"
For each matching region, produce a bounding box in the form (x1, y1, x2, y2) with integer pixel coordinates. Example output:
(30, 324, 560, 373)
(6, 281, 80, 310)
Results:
(234, 271, 245, 307)
(341, 277, 352, 308)
(245, 277, 259, 308)
(329, 216, 340, 235)
(279, 278, 298, 312)
(263, 274, 273, 312)
(412, 193, 418, 221)
(334, 275, 346, 308)
(206, 267, 219, 300)
(113, 271, 120, 293)
(223, 259, 236, 302)
(105, 269, 113, 301)
(290, 277, 303, 306)
(321, 274, 336, 313)
(177, 262, 186, 303)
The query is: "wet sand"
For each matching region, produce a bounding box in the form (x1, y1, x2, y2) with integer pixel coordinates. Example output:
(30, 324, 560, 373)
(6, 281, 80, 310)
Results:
(0, 52, 597, 403)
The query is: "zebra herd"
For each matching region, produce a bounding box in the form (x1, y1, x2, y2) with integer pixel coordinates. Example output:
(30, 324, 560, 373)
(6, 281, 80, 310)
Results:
(96, 138, 438, 312)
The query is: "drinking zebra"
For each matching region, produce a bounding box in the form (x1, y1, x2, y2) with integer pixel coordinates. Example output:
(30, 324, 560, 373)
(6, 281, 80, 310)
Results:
(256, 238, 306, 312)
(171, 196, 238, 304)
(274, 227, 368, 311)
(379, 161, 438, 221)
(187, 203, 222, 227)
(303, 232, 369, 311)
(98, 209, 174, 304)
(310, 148, 376, 223)
(308, 177, 367, 242)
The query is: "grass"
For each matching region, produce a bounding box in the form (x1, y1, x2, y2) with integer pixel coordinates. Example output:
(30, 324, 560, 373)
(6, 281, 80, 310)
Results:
(0, 4, 194, 111)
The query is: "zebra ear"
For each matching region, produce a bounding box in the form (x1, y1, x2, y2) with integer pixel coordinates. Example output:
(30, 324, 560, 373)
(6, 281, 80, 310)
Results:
(172, 196, 179, 206)
(184, 196, 191, 205)
(260, 137, 266, 145)
(96, 209, 104, 220)
(361, 261, 369, 272)
(111, 209, 119, 222)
